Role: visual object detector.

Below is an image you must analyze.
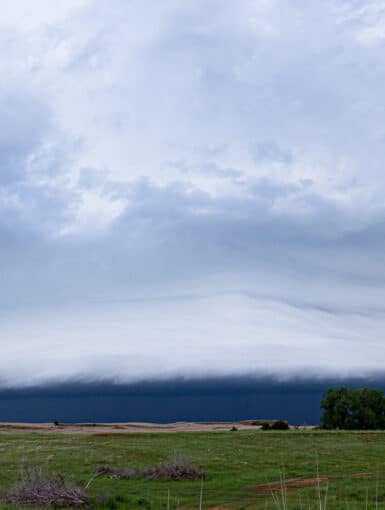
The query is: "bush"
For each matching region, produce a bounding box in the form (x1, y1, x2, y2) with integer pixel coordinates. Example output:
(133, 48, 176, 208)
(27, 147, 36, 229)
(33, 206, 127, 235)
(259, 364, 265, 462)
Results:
(270, 420, 290, 430)
(141, 453, 205, 481)
(142, 462, 197, 480)
(93, 466, 138, 479)
(2, 465, 88, 507)
(321, 387, 385, 430)
(93, 453, 205, 482)
(260, 420, 289, 430)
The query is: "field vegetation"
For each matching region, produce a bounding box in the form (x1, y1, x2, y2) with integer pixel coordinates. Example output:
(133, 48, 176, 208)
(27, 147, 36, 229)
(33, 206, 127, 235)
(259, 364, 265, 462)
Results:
(0, 430, 384, 509)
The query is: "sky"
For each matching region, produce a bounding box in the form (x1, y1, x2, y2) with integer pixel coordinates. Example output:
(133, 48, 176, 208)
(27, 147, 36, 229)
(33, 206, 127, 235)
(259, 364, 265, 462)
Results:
(1, 0, 385, 388)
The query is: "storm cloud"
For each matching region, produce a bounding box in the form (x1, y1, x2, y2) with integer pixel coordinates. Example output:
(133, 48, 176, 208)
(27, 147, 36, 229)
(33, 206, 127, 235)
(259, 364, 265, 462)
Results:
(1, 0, 385, 387)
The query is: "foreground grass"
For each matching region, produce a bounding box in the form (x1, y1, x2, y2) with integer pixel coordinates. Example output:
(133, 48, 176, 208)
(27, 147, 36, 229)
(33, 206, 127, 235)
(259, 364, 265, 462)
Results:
(0, 430, 385, 509)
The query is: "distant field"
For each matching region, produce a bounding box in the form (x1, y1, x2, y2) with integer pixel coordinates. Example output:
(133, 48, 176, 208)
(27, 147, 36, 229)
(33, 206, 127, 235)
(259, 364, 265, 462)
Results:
(0, 430, 385, 509)
(0, 421, 274, 435)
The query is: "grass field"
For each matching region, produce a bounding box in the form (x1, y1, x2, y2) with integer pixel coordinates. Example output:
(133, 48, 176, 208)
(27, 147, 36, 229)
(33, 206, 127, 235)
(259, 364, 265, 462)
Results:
(0, 430, 385, 509)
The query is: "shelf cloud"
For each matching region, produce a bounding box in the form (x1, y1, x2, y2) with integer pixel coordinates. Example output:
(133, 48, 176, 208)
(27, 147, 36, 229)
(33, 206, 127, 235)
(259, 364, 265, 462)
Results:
(1, 0, 385, 386)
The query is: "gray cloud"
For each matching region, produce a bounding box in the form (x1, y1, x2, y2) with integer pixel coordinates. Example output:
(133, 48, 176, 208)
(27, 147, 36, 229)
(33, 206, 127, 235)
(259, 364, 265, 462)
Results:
(1, 0, 385, 386)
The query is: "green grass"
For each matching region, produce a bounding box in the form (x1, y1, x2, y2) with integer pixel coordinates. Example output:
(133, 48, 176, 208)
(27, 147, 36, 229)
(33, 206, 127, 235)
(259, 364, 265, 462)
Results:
(1, 430, 385, 509)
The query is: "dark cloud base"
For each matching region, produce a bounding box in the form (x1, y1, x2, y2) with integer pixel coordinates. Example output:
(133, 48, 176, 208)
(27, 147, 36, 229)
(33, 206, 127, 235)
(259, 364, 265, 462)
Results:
(1, 376, 385, 424)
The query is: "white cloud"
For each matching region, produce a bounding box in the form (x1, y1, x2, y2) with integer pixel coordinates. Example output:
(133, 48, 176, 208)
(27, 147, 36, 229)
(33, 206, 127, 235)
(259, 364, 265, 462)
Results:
(0, 0, 89, 30)
(2, 291, 385, 387)
(1, 0, 385, 385)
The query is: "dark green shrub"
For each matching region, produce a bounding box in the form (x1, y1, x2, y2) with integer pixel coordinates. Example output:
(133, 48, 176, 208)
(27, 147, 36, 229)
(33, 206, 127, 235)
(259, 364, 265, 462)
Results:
(270, 420, 290, 430)
(260, 420, 289, 430)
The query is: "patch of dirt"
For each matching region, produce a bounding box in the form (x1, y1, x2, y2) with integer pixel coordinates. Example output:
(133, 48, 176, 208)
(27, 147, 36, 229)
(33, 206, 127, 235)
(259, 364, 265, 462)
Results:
(256, 477, 329, 494)
(256, 472, 376, 494)
(359, 433, 379, 442)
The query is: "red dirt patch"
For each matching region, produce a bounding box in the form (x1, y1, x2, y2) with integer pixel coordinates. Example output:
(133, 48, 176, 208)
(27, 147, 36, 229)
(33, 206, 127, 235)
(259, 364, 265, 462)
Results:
(256, 472, 376, 495)
(256, 477, 329, 494)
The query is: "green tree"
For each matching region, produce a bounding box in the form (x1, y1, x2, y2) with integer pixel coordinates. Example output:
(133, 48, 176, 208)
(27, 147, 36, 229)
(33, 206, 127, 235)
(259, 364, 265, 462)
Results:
(321, 387, 385, 430)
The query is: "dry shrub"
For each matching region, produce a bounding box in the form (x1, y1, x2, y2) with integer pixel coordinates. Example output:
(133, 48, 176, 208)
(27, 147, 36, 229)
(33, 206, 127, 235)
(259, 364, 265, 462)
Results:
(142, 454, 205, 481)
(2, 465, 88, 508)
(93, 453, 205, 482)
(93, 465, 138, 479)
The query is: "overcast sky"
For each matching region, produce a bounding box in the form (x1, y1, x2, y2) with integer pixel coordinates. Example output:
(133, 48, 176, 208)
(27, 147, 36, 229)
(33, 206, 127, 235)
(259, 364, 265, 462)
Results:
(1, 0, 385, 387)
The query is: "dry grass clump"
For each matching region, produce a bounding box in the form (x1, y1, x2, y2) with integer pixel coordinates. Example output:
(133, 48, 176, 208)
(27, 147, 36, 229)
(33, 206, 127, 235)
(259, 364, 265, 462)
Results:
(142, 454, 205, 481)
(2, 466, 88, 508)
(93, 453, 205, 482)
(93, 465, 138, 479)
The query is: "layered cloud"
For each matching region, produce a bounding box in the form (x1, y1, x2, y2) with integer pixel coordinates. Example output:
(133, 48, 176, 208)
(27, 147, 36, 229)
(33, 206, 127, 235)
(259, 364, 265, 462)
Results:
(1, 0, 385, 386)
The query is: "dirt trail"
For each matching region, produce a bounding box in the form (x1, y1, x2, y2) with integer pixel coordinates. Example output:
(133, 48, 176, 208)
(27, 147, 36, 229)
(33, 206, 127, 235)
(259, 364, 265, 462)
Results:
(256, 473, 375, 494)
(256, 477, 329, 494)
